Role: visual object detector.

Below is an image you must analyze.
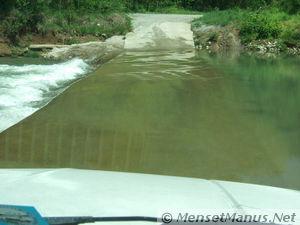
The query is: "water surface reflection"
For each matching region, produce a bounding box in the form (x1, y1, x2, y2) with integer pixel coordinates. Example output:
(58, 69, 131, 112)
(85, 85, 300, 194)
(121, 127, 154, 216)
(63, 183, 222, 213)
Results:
(0, 51, 299, 190)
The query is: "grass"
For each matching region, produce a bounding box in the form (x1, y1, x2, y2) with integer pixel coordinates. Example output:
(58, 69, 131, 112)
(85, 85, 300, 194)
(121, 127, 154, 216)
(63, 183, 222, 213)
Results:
(155, 7, 200, 15)
(136, 6, 200, 15)
(193, 8, 300, 46)
(194, 9, 248, 26)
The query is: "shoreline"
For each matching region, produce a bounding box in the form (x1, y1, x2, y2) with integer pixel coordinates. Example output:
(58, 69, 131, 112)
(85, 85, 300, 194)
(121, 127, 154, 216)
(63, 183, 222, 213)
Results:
(192, 23, 300, 57)
(191, 9, 300, 57)
(0, 32, 123, 58)
(2, 31, 299, 59)
(0, 12, 131, 58)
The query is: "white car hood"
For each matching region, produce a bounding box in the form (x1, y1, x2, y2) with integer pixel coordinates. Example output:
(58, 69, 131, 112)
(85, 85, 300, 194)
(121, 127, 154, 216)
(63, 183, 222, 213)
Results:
(0, 169, 299, 224)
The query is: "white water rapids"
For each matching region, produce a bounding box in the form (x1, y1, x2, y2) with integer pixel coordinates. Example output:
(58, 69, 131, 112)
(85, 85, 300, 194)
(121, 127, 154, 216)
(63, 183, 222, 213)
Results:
(0, 14, 200, 132)
(0, 59, 91, 132)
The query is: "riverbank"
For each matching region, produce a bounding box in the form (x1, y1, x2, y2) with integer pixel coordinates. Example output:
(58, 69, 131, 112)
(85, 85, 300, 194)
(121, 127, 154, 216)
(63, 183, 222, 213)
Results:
(0, 12, 131, 57)
(192, 8, 300, 56)
(1, 9, 300, 58)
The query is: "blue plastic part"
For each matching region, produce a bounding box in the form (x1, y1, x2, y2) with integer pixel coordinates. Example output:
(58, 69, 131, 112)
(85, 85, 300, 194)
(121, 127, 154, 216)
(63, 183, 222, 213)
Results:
(0, 204, 49, 225)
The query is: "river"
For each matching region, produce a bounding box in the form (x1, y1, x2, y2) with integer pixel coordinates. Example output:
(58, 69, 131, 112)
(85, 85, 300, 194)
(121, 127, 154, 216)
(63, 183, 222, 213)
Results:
(0, 15, 299, 190)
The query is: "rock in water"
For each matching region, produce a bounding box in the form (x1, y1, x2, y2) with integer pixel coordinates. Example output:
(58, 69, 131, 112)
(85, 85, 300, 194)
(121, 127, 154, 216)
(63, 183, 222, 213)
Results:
(43, 41, 123, 64)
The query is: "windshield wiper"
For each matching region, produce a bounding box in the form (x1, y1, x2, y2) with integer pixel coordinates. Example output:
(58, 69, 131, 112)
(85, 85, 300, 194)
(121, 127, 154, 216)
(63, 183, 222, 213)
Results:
(45, 216, 158, 225)
(44, 216, 281, 225)
(0, 205, 283, 225)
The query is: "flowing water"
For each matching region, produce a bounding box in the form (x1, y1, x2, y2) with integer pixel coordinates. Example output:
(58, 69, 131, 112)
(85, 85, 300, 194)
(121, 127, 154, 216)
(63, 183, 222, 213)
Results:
(0, 15, 299, 190)
(0, 58, 91, 132)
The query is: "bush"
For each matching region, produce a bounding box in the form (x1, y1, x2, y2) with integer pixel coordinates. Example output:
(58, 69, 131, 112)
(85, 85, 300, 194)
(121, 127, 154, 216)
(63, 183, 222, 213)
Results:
(240, 11, 282, 42)
(281, 17, 300, 46)
(24, 50, 40, 57)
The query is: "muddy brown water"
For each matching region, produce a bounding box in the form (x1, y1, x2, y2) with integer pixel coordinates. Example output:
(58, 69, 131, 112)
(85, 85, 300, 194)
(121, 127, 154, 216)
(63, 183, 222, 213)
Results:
(0, 51, 299, 190)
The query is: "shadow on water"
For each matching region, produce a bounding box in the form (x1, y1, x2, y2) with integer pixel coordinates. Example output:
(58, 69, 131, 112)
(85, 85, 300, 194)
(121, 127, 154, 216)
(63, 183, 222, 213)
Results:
(0, 50, 299, 190)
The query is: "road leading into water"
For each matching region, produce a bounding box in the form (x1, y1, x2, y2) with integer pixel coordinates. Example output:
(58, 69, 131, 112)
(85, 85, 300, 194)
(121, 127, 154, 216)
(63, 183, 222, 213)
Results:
(0, 14, 299, 190)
